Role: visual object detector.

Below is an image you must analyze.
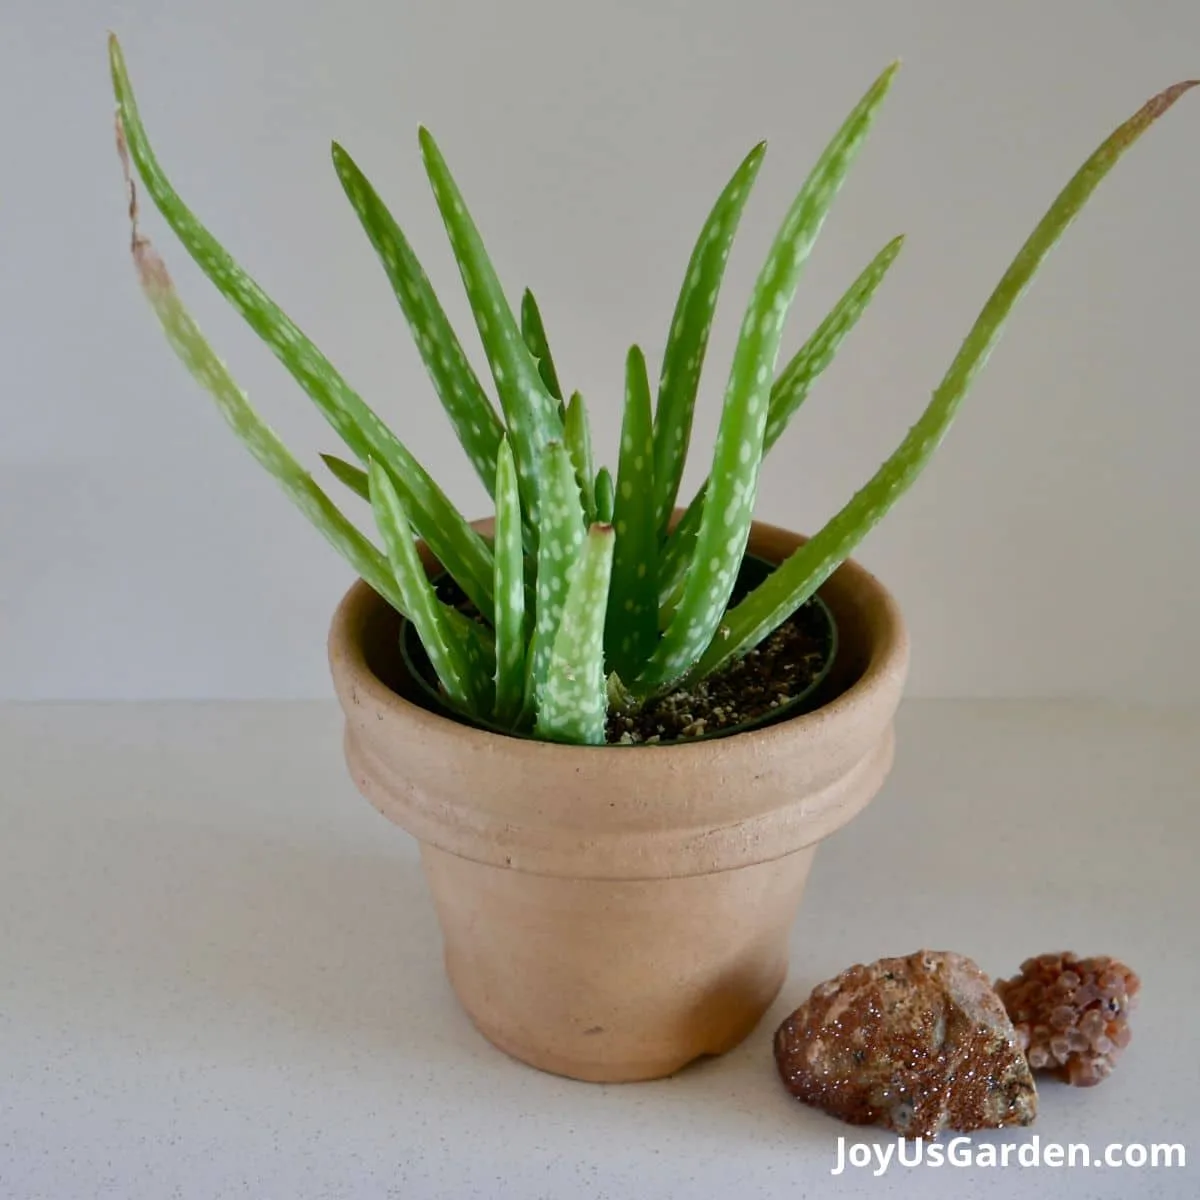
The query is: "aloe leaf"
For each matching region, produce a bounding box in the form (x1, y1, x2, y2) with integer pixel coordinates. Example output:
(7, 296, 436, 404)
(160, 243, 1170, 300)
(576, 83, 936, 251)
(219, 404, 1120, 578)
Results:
(563, 391, 597, 523)
(521, 288, 564, 402)
(535, 524, 616, 745)
(693, 78, 1199, 682)
(492, 437, 527, 727)
(321, 452, 369, 502)
(658, 232, 906, 606)
(594, 466, 615, 523)
(522, 442, 586, 720)
(605, 347, 659, 679)
(419, 128, 564, 525)
(368, 460, 490, 714)
(331, 144, 506, 495)
(116, 169, 403, 616)
(443, 607, 498, 714)
(766, 233, 905, 448)
(656, 506, 699, 618)
(109, 38, 495, 622)
(655, 555, 690, 632)
(636, 62, 900, 693)
(324, 455, 495, 624)
(652, 142, 767, 535)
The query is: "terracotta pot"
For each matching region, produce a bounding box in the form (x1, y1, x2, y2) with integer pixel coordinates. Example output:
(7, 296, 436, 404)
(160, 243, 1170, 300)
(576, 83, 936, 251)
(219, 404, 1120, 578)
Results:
(327, 518, 909, 1083)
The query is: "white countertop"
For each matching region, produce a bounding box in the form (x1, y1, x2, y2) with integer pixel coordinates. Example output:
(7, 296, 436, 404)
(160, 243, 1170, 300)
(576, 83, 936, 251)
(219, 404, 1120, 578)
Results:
(2, 700, 1198, 1198)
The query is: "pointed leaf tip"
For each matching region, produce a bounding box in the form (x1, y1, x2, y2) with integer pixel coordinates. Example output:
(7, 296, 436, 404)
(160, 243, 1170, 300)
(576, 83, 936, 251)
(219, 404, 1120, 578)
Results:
(108, 31, 129, 91)
(1140, 79, 1199, 123)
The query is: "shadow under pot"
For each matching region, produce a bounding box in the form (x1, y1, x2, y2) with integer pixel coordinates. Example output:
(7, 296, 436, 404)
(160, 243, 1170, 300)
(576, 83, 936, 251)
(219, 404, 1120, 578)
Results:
(399, 552, 839, 744)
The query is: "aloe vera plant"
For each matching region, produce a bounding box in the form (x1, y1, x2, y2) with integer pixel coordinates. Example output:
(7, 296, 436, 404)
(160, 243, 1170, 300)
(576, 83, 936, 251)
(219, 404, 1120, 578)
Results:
(109, 34, 1195, 745)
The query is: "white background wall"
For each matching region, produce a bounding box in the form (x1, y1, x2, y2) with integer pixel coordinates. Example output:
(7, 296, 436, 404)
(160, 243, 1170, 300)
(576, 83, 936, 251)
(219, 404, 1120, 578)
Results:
(3, 0, 1198, 702)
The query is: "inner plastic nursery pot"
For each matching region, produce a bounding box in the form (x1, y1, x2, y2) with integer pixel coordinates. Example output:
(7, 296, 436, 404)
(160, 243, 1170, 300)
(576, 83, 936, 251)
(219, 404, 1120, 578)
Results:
(399, 552, 839, 743)
(328, 517, 909, 1083)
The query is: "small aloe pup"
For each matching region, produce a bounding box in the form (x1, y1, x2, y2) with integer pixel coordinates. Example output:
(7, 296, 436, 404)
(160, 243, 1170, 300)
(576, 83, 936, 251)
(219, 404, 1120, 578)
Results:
(109, 35, 1195, 745)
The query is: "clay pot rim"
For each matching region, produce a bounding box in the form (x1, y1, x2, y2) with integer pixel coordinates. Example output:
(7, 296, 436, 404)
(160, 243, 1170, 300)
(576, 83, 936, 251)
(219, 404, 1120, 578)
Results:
(328, 517, 908, 766)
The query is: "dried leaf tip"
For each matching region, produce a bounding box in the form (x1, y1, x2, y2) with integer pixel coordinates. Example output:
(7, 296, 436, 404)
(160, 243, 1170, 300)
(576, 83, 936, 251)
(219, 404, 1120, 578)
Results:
(113, 112, 137, 223)
(1101, 79, 1197, 159)
(114, 110, 170, 291)
(1142, 79, 1199, 120)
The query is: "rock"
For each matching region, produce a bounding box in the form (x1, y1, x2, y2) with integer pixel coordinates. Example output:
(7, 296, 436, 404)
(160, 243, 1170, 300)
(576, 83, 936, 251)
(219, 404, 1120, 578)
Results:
(774, 950, 1037, 1137)
(995, 952, 1140, 1087)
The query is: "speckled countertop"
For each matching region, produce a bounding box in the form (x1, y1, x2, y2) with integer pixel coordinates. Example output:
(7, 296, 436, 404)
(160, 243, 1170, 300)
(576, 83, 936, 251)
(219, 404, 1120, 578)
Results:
(3, 700, 1197, 1198)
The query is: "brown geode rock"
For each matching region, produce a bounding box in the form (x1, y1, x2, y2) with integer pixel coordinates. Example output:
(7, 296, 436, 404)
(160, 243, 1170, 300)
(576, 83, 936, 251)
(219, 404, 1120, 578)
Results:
(995, 952, 1140, 1087)
(774, 951, 1037, 1137)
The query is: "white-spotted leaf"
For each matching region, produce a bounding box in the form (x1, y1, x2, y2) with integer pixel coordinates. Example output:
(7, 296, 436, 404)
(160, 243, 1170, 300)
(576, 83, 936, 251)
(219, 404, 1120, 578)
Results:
(658, 232, 905, 608)
(368, 460, 491, 714)
(535, 524, 616, 745)
(652, 142, 766, 535)
(419, 129, 564, 526)
(637, 62, 899, 693)
(605, 347, 659, 680)
(332, 144, 506, 496)
(492, 437, 527, 727)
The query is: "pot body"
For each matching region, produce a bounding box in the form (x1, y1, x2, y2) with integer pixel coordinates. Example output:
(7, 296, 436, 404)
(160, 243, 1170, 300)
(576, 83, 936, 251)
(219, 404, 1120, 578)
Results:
(328, 519, 909, 1082)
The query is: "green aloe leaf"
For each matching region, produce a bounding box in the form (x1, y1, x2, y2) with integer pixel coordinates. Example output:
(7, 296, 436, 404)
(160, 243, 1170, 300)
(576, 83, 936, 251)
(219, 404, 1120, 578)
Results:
(535, 524, 616, 745)
(594, 466, 615, 523)
(117, 175, 403, 616)
(523, 441, 586, 720)
(492, 436, 527, 727)
(521, 288, 564, 402)
(368, 459, 491, 715)
(330, 144, 506, 495)
(443, 606, 498, 708)
(659, 232, 906, 608)
(563, 391, 597, 522)
(605, 346, 659, 679)
(320, 452, 369, 502)
(652, 141, 767, 535)
(637, 61, 900, 693)
(419, 128, 565, 526)
(766, 233, 905, 448)
(694, 77, 1199, 682)
(109, 36, 495, 622)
